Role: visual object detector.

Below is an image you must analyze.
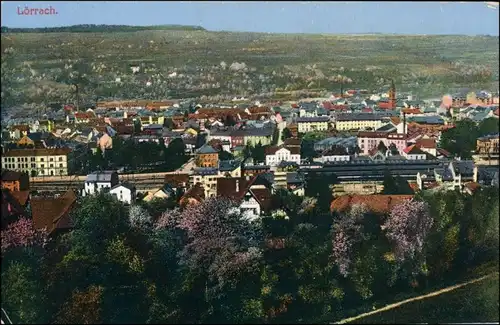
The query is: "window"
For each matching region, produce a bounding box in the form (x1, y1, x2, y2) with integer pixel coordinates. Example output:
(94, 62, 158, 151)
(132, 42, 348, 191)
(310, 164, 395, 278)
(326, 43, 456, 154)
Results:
(59, 157, 62, 161)
(50, 157, 54, 161)
(41, 158, 44, 162)
(41, 164, 44, 168)
(50, 164, 54, 168)
(59, 163, 63, 168)
(31, 157, 35, 161)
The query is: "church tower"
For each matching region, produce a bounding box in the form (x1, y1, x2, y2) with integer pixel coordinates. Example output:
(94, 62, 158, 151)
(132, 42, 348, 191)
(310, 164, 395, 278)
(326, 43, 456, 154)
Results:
(388, 80, 396, 109)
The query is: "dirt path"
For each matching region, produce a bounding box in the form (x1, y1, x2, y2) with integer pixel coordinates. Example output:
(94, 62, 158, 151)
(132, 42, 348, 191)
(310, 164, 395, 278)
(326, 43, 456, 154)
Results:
(334, 271, 499, 324)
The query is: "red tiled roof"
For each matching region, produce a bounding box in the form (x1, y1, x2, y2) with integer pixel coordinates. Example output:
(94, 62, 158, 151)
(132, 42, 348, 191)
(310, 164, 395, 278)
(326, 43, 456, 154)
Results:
(250, 188, 272, 212)
(265, 145, 300, 155)
(415, 138, 436, 149)
(391, 116, 401, 125)
(3, 148, 71, 157)
(217, 177, 254, 200)
(248, 106, 271, 114)
(11, 190, 29, 206)
(75, 112, 95, 119)
(11, 124, 29, 132)
(283, 138, 301, 147)
(330, 194, 414, 214)
(437, 148, 452, 157)
(180, 183, 205, 205)
(409, 183, 419, 193)
(1, 170, 25, 182)
(464, 182, 480, 193)
(1, 189, 28, 221)
(31, 190, 77, 234)
(404, 144, 426, 155)
(402, 108, 422, 114)
(322, 101, 333, 110)
(358, 131, 389, 138)
(164, 174, 190, 187)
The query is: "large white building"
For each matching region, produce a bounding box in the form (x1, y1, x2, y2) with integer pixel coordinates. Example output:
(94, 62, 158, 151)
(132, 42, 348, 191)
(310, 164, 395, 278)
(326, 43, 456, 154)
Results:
(296, 116, 330, 133)
(1, 148, 71, 177)
(265, 146, 301, 167)
(82, 170, 119, 197)
(110, 183, 136, 205)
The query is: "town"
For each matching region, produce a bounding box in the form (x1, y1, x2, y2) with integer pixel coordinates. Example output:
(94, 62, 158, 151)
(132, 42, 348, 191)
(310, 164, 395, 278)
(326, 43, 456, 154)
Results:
(2, 82, 499, 323)
(1, 3, 499, 323)
(2, 84, 499, 206)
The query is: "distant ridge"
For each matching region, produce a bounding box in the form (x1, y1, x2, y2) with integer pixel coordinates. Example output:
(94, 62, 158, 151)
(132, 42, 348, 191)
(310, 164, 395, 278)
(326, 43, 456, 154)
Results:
(0, 24, 206, 33)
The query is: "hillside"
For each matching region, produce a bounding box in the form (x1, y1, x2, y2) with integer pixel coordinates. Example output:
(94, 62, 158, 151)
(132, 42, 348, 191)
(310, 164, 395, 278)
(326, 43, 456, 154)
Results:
(0, 24, 206, 33)
(353, 273, 499, 324)
(1, 26, 498, 107)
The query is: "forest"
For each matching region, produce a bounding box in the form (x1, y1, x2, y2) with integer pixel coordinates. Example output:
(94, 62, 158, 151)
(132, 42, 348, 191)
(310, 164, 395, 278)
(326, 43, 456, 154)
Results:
(1, 184, 499, 324)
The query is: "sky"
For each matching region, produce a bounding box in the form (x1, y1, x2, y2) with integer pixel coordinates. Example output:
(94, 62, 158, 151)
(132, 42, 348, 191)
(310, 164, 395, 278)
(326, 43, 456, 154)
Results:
(1, 1, 499, 35)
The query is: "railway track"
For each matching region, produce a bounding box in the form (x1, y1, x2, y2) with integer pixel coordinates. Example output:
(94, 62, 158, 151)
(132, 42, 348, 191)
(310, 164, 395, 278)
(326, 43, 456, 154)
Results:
(30, 177, 171, 193)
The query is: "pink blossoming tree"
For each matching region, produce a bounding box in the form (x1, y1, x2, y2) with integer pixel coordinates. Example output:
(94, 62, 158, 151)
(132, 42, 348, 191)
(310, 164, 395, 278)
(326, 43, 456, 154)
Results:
(382, 198, 433, 262)
(1, 217, 49, 254)
(156, 197, 262, 284)
(331, 204, 368, 277)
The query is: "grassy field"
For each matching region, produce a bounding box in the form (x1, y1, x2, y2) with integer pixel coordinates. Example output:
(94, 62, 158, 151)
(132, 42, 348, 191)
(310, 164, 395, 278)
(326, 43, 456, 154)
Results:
(351, 273, 499, 324)
(4, 31, 498, 71)
(2, 27, 499, 104)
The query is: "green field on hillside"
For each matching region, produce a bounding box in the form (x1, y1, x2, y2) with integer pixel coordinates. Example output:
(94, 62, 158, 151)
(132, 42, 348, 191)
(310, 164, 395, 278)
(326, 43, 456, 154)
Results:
(2, 25, 498, 106)
(352, 274, 499, 324)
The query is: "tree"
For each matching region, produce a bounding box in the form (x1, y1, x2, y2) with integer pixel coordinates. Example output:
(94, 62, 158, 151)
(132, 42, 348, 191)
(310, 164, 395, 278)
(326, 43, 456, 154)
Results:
(331, 204, 368, 277)
(478, 117, 499, 137)
(224, 114, 236, 127)
(133, 120, 142, 134)
(382, 199, 433, 262)
(300, 139, 318, 161)
(56, 60, 93, 111)
(163, 118, 174, 129)
(156, 197, 263, 323)
(219, 150, 234, 161)
(377, 141, 388, 154)
(305, 172, 337, 212)
(2, 260, 49, 324)
(281, 128, 292, 142)
(251, 142, 266, 163)
(129, 205, 153, 231)
(439, 119, 479, 158)
(54, 285, 103, 324)
(382, 170, 413, 195)
(1, 217, 48, 254)
(243, 144, 253, 159)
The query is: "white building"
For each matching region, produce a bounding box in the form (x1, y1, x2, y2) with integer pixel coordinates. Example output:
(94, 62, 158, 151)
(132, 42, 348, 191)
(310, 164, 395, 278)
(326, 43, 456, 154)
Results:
(2, 148, 71, 177)
(265, 146, 301, 167)
(296, 116, 329, 133)
(82, 170, 119, 197)
(110, 183, 136, 205)
(402, 145, 427, 160)
(315, 155, 351, 163)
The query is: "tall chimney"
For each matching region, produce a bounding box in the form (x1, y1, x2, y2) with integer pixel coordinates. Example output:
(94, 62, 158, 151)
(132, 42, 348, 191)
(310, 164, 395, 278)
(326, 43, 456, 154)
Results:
(403, 112, 407, 136)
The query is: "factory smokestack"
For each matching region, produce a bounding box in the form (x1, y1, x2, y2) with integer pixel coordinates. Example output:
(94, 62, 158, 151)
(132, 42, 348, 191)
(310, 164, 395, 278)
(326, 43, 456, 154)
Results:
(403, 112, 407, 136)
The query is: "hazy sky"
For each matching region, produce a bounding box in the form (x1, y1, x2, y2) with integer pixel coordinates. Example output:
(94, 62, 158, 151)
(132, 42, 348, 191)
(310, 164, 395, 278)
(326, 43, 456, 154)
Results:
(2, 1, 499, 35)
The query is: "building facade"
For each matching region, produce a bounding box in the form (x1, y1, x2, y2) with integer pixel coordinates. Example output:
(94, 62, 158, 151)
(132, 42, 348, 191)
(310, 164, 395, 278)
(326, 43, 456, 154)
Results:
(1, 148, 71, 177)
